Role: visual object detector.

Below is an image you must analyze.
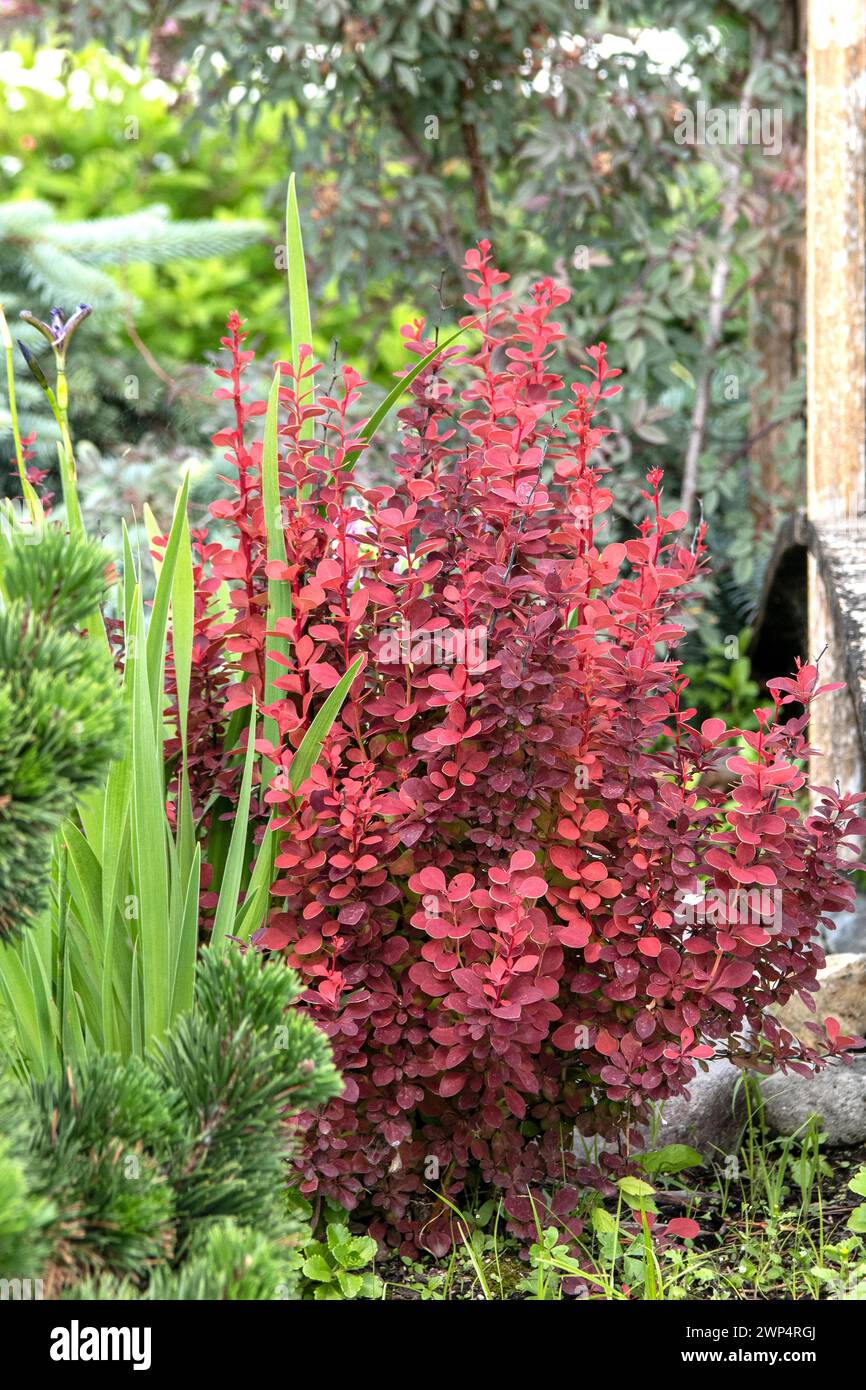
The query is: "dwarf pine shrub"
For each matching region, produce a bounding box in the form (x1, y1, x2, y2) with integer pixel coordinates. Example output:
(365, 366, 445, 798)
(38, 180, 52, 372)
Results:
(0, 524, 125, 940)
(0, 947, 341, 1298)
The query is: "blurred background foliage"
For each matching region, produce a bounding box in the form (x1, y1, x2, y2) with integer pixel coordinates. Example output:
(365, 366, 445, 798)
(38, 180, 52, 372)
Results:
(0, 0, 806, 647)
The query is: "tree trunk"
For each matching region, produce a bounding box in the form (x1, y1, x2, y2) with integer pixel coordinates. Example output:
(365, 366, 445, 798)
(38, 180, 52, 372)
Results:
(807, 0, 866, 792)
(748, 3, 805, 535)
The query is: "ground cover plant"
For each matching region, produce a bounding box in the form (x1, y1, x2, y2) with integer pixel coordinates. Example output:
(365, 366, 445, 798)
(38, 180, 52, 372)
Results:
(377, 1112, 866, 1301)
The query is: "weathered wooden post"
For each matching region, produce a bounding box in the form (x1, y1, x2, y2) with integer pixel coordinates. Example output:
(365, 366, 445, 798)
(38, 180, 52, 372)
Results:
(749, 2, 804, 533)
(807, 0, 866, 792)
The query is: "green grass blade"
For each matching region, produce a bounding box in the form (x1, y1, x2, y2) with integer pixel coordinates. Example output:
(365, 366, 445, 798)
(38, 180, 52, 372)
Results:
(0, 303, 41, 517)
(343, 320, 477, 468)
(171, 498, 194, 751)
(171, 842, 200, 1020)
(287, 171, 313, 439)
(210, 698, 258, 954)
(143, 502, 162, 580)
(206, 706, 252, 900)
(99, 755, 132, 1049)
(62, 821, 104, 959)
(130, 583, 171, 1048)
(57, 438, 85, 543)
(145, 471, 191, 728)
(262, 368, 288, 572)
(236, 657, 362, 942)
(171, 492, 196, 879)
(61, 950, 88, 1073)
(0, 939, 48, 1079)
(233, 817, 275, 942)
(122, 520, 137, 641)
(261, 367, 293, 795)
(288, 655, 364, 793)
(130, 938, 143, 1057)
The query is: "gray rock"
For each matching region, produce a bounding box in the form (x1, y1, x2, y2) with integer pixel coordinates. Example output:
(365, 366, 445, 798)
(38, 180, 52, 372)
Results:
(653, 1058, 747, 1160)
(573, 1063, 746, 1165)
(760, 1056, 866, 1147)
(824, 896, 866, 954)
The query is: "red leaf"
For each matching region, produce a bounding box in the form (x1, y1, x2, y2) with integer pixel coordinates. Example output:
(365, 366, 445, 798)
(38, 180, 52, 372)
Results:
(595, 1028, 618, 1057)
(439, 1073, 468, 1098)
(514, 874, 548, 899)
(666, 1218, 700, 1240)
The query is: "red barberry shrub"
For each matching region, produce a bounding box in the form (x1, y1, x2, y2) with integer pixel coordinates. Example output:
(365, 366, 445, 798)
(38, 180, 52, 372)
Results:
(163, 246, 864, 1256)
